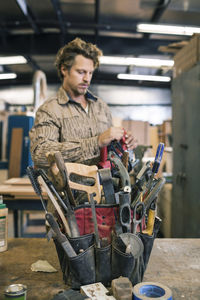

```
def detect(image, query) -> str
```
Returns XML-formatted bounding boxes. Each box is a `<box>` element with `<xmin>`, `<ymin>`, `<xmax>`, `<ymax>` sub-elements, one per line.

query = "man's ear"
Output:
<box><xmin>61</xmin><ymin>65</ymin><xmax>68</xmax><ymax>77</ymax></box>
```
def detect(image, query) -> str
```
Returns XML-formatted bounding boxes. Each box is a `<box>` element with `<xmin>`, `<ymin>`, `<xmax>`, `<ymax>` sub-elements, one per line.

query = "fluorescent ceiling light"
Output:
<box><xmin>0</xmin><ymin>73</ymin><xmax>17</xmax><ymax>80</ymax></box>
<box><xmin>137</xmin><ymin>23</ymin><xmax>200</xmax><ymax>36</ymax></box>
<box><xmin>0</xmin><ymin>56</ymin><xmax>27</xmax><ymax>65</ymax></box>
<box><xmin>100</xmin><ymin>56</ymin><xmax>174</xmax><ymax>68</ymax></box>
<box><xmin>117</xmin><ymin>73</ymin><xmax>171</xmax><ymax>82</ymax></box>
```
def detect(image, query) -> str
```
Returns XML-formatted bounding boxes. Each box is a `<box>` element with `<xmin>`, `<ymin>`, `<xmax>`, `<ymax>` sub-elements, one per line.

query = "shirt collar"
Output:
<box><xmin>57</xmin><ymin>86</ymin><xmax>97</xmax><ymax>105</ymax></box>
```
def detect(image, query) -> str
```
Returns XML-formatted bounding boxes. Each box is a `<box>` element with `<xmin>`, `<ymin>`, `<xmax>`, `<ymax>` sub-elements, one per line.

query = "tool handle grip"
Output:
<box><xmin>54</xmin><ymin>152</ymin><xmax>77</xmax><ymax>207</ymax></box>
<box><xmin>46</xmin><ymin>212</ymin><xmax>66</xmax><ymax>243</ymax></box>
<box><xmin>152</xmin><ymin>161</ymin><xmax>160</xmax><ymax>174</ymax></box>
<box><xmin>100</xmin><ymin>146</ymin><xmax>108</xmax><ymax>162</ymax></box>
<box><xmin>46</xmin><ymin>213</ymin><xmax>76</xmax><ymax>257</ymax></box>
<box><xmin>99</xmin><ymin>147</ymin><xmax>111</xmax><ymax>169</ymax></box>
<box><xmin>142</xmin><ymin>207</ymin><xmax>156</xmax><ymax>236</ymax></box>
<box><xmin>152</xmin><ymin>143</ymin><xmax>164</xmax><ymax>174</ymax></box>
<box><xmin>120</xmin><ymin>129</ymin><xmax>128</xmax><ymax>151</ymax></box>
<box><xmin>61</xmin><ymin>240</ymin><xmax>77</xmax><ymax>257</ymax></box>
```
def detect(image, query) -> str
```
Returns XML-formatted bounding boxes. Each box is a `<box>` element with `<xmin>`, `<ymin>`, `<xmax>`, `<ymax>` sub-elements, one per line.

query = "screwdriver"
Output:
<box><xmin>146</xmin><ymin>142</ymin><xmax>165</xmax><ymax>191</ymax></box>
<box><xmin>151</xmin><ymin>142</ymin><xmax>165</xmax><ymax>177</ymax></box>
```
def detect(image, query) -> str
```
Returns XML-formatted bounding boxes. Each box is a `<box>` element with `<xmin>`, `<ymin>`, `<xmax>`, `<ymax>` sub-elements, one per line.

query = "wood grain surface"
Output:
<box><xmin>144</xmin><ymin>238</ymin><xmax>200</xmax><ymax>299</ymax></box>
<box><xmin>0</xmin><ymin>238</ymin><xmax>65</xmax><ymax>300</ymax></box>
<box><xmin>0</xmin><ymin>238</ymin><xmax>200</xmax><ymax>299</ymax></box>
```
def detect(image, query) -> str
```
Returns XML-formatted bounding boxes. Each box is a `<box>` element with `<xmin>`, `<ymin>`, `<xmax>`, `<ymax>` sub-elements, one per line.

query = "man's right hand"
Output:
<box><xmin>98</xmin><ymin>127</ymin><xmax>124</xmax><ymax>148</ymax></box>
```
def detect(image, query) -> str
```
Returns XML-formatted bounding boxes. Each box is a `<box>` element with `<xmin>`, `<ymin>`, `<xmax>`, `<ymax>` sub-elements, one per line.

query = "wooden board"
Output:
<box><xmin>0</xmin><ymin>184</ymin><xmax>47</xmax><ymax>199</ymax></box>
<box><xmin>3</xmin><ymin>177</ymin><xmax>31</xmax><ymax>185</ymax></box>
<box><xmin>8</xmin><ymin>128</ymin><xmax>23</xmax><ymax>178</ymax></box>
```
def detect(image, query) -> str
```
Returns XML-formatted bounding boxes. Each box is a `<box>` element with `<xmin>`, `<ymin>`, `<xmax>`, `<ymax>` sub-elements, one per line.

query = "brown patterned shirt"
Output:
<box><xmin>29</xmin><ymin>86</ymin><xmax>112</xmax><ymax>168</ymax></box>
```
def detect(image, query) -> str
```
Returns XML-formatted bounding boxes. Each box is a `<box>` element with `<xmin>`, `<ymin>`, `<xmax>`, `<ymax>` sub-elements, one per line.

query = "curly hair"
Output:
<box><xmin>55</xmin><ymin>38</ymin><xmax>103</xmax><ymax>80</ymax></box>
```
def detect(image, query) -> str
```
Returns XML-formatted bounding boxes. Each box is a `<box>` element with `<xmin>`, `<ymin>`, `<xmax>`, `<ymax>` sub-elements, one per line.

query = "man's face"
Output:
<box><xmin>61</xmin><ymin>54</ymin><xmax>95</xmax><ymax>96</ymax></box>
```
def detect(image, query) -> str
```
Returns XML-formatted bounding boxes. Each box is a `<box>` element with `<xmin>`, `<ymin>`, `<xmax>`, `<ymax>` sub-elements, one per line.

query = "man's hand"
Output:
<box><xmin>98</xmin><ymin>127</ymin><xmax>124</xmax><ymax>148</ymax></box>
<box><xmin>124</xmin><ymin>131</ymin><xmax>138</xmax><ymax>150</ymax></box>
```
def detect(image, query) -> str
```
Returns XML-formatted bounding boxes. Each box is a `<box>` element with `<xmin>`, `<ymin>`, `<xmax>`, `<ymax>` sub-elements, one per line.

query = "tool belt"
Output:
<box><xmin>26</xmin><ymin>146</ymin><xmax>165</xmax><ymax>290</ymax></box>
<box><xmin>53</xmin><ymin>204</ymin><xmax>161</xmax><ymax>289</ymax></box>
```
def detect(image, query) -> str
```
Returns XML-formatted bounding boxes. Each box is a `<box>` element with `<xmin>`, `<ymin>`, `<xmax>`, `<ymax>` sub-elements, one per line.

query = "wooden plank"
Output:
<box><xmin>3</xmin><ymin>177</ymin><xmax>31</xmax><ymax>185</ymax></box>
<box><xmin>8</xmin><ymin>128</ymin><xmax>23</xmax><ymax>178</ymax></box>
<box><xmin>0</xmin><ymin>184</ymin><xmax>47</xmax><ymax>198</ymax></box>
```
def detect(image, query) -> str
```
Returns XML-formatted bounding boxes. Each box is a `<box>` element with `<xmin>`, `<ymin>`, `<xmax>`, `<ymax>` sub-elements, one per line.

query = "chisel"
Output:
<box><xmin>45</xmin><ymin>212</ymin><xmax>77</xmax><ymax>258</ymax></box>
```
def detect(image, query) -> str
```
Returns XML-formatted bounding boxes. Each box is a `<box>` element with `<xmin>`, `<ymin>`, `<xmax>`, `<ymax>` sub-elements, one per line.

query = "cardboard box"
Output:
<box><xmin>112</xmin><ymin>117</ymin><xmax>123</xmax><ymax>127</ymax></box>
<box><xmin>173</xmin><ymin>34</ymin><xmax>200</xmax><ymax>78</ymax></box>
<box><xmin>157</xmin><ymin>183</ymin><xmax>172</xmax><ymax>238</ymax></box>
<box><xmin>149</xmin><ymin>125</ymin><xmax>159</xmax><ymax>157</ymax></box>
<box><xmin>122</xmin><ymin>120</ymin><xmax>150</xmax><ymax>146</ymax></box>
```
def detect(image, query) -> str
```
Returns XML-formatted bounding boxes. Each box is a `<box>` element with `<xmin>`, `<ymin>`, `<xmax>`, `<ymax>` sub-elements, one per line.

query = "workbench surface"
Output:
<box><xmin>0</xmin><ymin>238</ymin><xmax>199</xmax><ymax>299</ymax></box>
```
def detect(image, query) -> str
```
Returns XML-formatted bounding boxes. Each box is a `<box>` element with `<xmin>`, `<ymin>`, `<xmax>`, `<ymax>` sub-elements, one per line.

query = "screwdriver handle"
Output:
<box><xmin>152</xmin><ymin>143</ymin><xmax>164</xmax><ymax>174</ymax></box>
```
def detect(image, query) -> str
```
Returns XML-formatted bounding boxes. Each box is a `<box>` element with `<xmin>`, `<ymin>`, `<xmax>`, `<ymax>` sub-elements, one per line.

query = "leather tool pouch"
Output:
<box><xmin>53</xmin><ymin>205</ymin><xmax>161</xmax><ymax>289</ymax></box>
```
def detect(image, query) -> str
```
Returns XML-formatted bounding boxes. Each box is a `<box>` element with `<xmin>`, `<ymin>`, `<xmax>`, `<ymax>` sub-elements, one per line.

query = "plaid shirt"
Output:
<box><xmin>29</xmin><ymin>86</ymin><xmax>112</xmax><ymax>168</ymax></box>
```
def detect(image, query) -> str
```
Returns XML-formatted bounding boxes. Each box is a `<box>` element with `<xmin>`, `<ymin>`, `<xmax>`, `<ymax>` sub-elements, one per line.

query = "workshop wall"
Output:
<box><xmin>0</xmin><ymin>83</ymin><xmax>171</xmax><ymax>125</ymax></box>
<box><xmin>92</xmin><ymin>84</ymin><xmax>172</xmax><ymax>125</ymax></box>
<box><xmin>0</xmin><ymin>83</ymin><xmax>172</xmax><ymax>167</ymax></box>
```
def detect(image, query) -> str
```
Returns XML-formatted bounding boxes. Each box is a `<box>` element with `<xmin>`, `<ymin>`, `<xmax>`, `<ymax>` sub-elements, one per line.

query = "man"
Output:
<box><xmin>29</xmin><ymin>38</ymin><xmax>136</xmax><ymax>168</ymax></box>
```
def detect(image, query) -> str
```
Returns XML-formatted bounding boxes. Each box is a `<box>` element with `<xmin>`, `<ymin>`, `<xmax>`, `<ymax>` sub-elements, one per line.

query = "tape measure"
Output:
<box><xmin>133</xmin><ymin>282</ymin><xmax>172</xmax><ymax>300</ymax></box>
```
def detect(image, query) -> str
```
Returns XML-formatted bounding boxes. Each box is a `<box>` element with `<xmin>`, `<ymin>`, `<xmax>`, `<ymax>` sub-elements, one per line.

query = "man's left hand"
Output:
<box><xmin>124</xmin><ymin>131</ymin><xmax>138</xmax><ymax>150</ymax></box>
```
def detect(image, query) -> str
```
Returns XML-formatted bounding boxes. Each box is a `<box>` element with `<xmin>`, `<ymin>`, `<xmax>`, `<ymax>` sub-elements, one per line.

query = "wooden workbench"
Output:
<box><xmin>0</xmin><ymin>178</ymin><xmax>48</xmax><ymax>237</ymax></box>
<box><xmin>0</xmin><ymin>238</ymin><xmax>200</xmax><ymax>299</ymax></box>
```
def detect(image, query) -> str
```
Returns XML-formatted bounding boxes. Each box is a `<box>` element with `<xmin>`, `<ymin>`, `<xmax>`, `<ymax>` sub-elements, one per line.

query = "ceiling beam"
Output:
<box><xmin>51</xmin><ymin>0</ymin><xmax>66</xmax><ymax>44</ymax></box>
<box><xmin>3</xmin><ymin>19</ymin><xmax>138</xmax><ymax>34</ymax></box>
<box><xmin>94</xmin><ymin>0</ymin><xmax>100</xmax><ymax>42</ymax></box>
<box><xmin>143</xmin><ymin>0</ymin><xmax>171</xmax><ymax>39</ymax></box>
<box><xmin>15</xmin><ymin>0</ymin><xmax>41</xmax><ymax>34</ymax></box>
<box><xmin>0</xmin><ymin>33</ymin><xmax>175</xmax><ymax>56</ymax></box>
<box><xmin>151</xmin><ymin>0</ymin><xmax>171</xmax><ymax>23</ymax></box>
<box><xmin>24</xmin><ymin>55</ymin><xmax>41</xmax><ymax>71</ymax></box>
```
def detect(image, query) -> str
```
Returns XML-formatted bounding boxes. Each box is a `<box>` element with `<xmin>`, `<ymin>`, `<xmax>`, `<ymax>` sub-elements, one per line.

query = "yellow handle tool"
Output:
<box><xmin>142</xmin><ymin>201</ymin><xmax>156</xmax><ymax>236</ymax></box>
